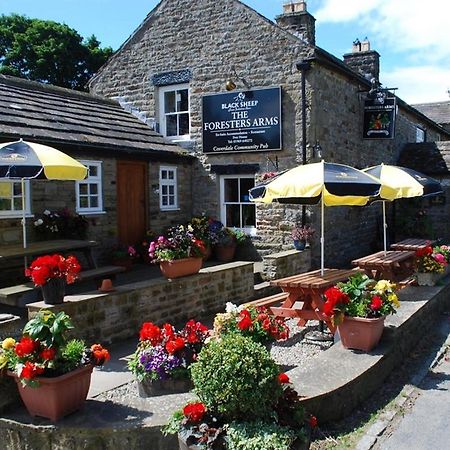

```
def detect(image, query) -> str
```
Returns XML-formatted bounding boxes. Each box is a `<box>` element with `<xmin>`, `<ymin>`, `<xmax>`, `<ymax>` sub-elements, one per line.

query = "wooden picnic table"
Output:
<box><xmin>0</xmin><ymin>239</ymin><xmax>98</xmax><ymax>269</ymax></box>
<box><xmin>269</xmin><ymin>268</ymin><xmax>362</xmax><ymax>334</ymax></box>
<box><xmin>351</xmin><ymin>250</ymin><xmax>415</xmax><ymax>281</ymax></box>
<box><xmin>391</xmin><ymin>238</ymin><xmax>436</xmax><ymax>252</ymax></box>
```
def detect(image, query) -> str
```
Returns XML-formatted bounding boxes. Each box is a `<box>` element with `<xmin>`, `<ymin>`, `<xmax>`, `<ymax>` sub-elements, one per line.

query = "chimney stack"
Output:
<box><xmin>343</xmin><ymin>38</ymin><xmax>380</xmax><ymax>82</ymax></box>
<box><xmin>276</xmin><ymin>1</ymin><xmax>316</xmax><ymax>45</ymax></box>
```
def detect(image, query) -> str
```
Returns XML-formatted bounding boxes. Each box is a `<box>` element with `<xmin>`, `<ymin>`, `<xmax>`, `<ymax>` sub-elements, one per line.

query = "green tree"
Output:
<box><xmin>0</xmin><ymin>14</ymin><xmax>113</xmax><ymax>90</ymax></box>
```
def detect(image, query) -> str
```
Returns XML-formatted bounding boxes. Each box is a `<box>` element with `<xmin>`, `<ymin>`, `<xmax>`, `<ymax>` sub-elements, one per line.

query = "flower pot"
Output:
<box><xmin>202</xmin><ymin>245</ymin><xmax>213</xmax><ymax>261</ymax></box>
<box><xmin>214</xmin><ymin>243</ymin><xmax>237</xmax><ymax>262</ymax></box>
<box><xmin>416</xmin><ymin>272</ymin><xmax>441</xmax><ymax>286</ymax></box>
<box><xmin>137</xmin><ymin>377</ymin><xmax>193</xmax><ymax>397</ymax></box>
<box><xmin>41</xmin><ymin>277</ymin><xmax>66</xmax><ymax>305</ymax></box>
<box><xmin>338</xmin><ymin>316</ymin><xmax>385</xmax><ymax>352</ymax></box>
<box><xmin>293</xmin><ymin>239</ymin><xmax>306</xmax><ymax>251</ymax></box>
<box><xmin>159</xmin><ymin>257</ymin><xmax>203</xmax><ymax>279</ymax></box>
<box><xmin>9</xmin><ymin>364</ymin><xmax>93</xmax><ymax>421</ymax></box>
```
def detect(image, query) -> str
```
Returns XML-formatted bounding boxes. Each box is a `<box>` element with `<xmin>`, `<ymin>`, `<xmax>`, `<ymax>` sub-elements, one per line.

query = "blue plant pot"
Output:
<box><xmin>293</xmin><ymin>240</ymin><xmax>306</xmax><ymax>251</ymax></box>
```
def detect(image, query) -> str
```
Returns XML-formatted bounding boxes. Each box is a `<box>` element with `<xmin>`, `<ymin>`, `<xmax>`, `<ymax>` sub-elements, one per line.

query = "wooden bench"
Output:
<box><xmin>0</xmin><ymin>265</ymin><xmax>125</xmax><ymax>307</ymax></box>
<box><xmin>245</xmin><ymin>292</ymin><xmax>289</xmax><ymax>309</ymax></box>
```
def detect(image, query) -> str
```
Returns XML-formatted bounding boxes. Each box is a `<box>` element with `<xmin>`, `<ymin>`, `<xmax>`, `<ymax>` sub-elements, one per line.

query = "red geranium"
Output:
<box><xmin>183</xmin><ymin>402</ymin><xmax>206</xmax><ymax>422</ymax></box>
<box><xmin>15</xmin><ymin>336</ymin><xmax>39</xmax><ymax>357</ymax></box>
<box><xmin>20</xmin><ymin>361</ymin><xmax>45</xmax><ymax>380</ymax></box>
<box><xmin>238</xmin><ymin>314</ymin><xmax>253</xmax><ymax>331</ymax></box>
<box><xmin>416</xmin><ymin>246</ymin><xmax>433</xmax><ymax>257</ymax></box>
<box><xmin>370</xmin><ymin>295</ymin><xmax>383</xmax><ymax>311</ymax></box>
<box><xmin>40</xmin><ymin>347</ymin><xmax>56</xmax><ymax>361</ymax></box>
<box><xmin>139</xmin><ymin>322</ymin><xmax>162</xmax><ymax>345</ymax></box>
<box><xmin>26</xmin><ymin>254</ymin><xmax>81</xmax><ymax>286</ymax></box>
<box><xmin>278</xmin><ymin>373</ymin><xmax>290</xmax><ymax>384</ymax></box>
<box><xmin>309</xmin><ymin>415</ymin><xmax>318</xmax><ymax>428</ymax></box>
<box><xmin>91</xmin><ymin>344</ymin><xmax>110</xmax><ymax>365</ymax></box>
<box><xmin>166</xmin><ymin>337</ymin><xmax>186</xmax><ymax>354</ymax></box>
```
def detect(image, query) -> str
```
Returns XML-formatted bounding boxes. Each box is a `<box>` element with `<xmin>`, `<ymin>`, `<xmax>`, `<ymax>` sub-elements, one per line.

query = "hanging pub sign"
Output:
<box><xmin>363</xmin><ymin>94</ymin><xmax>396</xmax><ymax>139</ymax></box>
<box><xmin>202</xmin><ymin>87</ymin><xmax>282</xmax><ymax>153</ymax></box>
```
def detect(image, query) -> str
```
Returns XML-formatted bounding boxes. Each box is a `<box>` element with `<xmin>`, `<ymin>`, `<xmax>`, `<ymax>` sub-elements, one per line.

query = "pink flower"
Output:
<box><xmin>433</xmin><ymin>253</ymin><xmax>447</xmax><ymax>265</ymax></box>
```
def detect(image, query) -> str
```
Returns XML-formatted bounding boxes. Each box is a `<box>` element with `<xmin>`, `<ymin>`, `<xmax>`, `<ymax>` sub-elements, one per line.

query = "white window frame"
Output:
<box><xmin>416</xmin><ymin>126</ymin><xmax>425</xmax><ymax>143</ymax></box>
<box><xmin>76</xmin><ymin>160</ymin><xmax>104</xmax><ymax>214</ymax></box>
<box><xmin>0</xmin><ymin>180</ymin><xmax>31</xmax><ymax>218</ymax></box>
<box><xmin>219</xmin><ymin>175</ymin><xmax>256</xmax><ymax>235</ymax></box>
<box><xmin>159</xmin><ymin>166</ymin><xmax>178</xmax><ymax>210</ymax></box>
<box><xmin>158</xmin><ymin>83</ymin><xmax>190</xmax><ymax>141</ymax></box>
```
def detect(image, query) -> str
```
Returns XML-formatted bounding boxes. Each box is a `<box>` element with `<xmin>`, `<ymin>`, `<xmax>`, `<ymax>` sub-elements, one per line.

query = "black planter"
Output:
<box><xmin>41</xmin><ymin>278</ymin><xmax>66</xmax><ymax>305</ymax></box>
<box><xmin>137</xmin><ymin>377</ymin><xmax>193</xmax><ymax>397</ymax></box>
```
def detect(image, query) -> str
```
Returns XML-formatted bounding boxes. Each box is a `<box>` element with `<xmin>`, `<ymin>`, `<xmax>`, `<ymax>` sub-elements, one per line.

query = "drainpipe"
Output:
<box><xmin>296</xmin><ymin>60</ymin><xmax>312</xmax><ymax>225</ymax></box>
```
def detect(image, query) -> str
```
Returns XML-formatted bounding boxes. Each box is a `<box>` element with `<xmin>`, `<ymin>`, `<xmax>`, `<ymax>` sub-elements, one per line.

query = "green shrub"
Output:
<box><xmin>190</xmin><ymin>334</ymin><xmax>281</xmax><ymax>421</ymax></box>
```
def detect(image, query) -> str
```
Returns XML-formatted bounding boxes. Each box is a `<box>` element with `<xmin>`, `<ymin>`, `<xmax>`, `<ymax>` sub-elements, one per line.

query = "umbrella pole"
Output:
<box><xmin>21</xmin><ymin>178</ymin><xmax>28</xmax><ymax>271</ymax></box>
<box><xmin>321</xmin><ymin>197</ymin><xmax>324</xmax><ymax>276</ymax></box>
<box><xmin>383</xmin><ymin>201</ymin><xmax>387</xmax><ymax>256</ymax></box>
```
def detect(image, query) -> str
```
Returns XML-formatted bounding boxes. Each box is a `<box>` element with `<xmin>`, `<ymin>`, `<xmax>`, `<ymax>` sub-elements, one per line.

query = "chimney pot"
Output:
<box><xmin>277</xmin><ymin>2</ymin><xmax>316</xmax><ymax>45</ymax></box>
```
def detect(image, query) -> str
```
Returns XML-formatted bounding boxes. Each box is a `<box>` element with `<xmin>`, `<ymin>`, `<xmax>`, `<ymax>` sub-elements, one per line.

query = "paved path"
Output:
<box><xmin>379</xmin><ymin>334</ymin><xmax>450</xmax><ymax>449</ymax></box>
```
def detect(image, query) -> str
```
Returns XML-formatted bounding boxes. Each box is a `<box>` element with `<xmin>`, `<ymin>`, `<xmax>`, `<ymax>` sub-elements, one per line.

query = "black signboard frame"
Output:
<box><xmin>202</xmin><ymin>87</ymin><xmax>282</xmax><ymax>154</ymax></box>
<box><xmin>363</xmin><ymin>95</ymin><xmax>397</xmax><ymax>140</ymax></box>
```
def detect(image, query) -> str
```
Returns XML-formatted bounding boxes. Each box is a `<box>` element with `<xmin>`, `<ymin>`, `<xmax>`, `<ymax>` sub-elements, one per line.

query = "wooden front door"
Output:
<box><xmin>117</xmin><ymin>161</ymin><xmax>147</xmax><ymax>245</ymax></box>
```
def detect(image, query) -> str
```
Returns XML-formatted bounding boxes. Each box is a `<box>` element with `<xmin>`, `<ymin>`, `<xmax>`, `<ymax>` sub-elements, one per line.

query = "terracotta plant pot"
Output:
<box><xmin>214</xmin><ymin>243</ymin><xmax>237</xmax><ymax>262</ymax></box>
<box><xmin>9</xmin><ymin>364</ymin><xmax>93</xmax><ymax>421</ymax></box>
<box><xmin>41</xmin><ymin>277</ymin><xmax>65</xmax><ymax>305</ymax></box>
<box><xmin>159</xmin><ymin>257</ymin><xmax>203</xmax><ymax>279</ymax></box>
<box><xmin>137</xmin><ymin>377</ymin><xmax>193</xmax><ymax>397</ymax></box>
<box><xmin>338</xmin><ymin>316</ymin><xmax>385</xmax><ymax>352</ymax></box>
<box><xmin>202</xmin><ymin>245</ymin><xmax>213</xmax><ymax>261</ymax></box>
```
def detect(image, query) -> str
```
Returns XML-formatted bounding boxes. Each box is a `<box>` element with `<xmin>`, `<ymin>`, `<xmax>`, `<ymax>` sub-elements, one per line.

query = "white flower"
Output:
<box><xmin>34</xmin><ymin>219</ymin><xmax>43</xmax><ymax>226</ymax></box>
<box><xmin>225</xmin><ymin>302</ymin><xmax>244</xmax><ymax>313</ymax></box>
<box><xmin>43</xmin><ymin>209</ymin><xmax>51</xmax><ymax>215</ymax></box>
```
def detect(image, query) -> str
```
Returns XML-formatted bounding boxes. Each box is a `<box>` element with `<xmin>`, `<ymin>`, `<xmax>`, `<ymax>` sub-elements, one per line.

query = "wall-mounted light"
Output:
<box><xmin>225</xmin><ymin>67</ymin><xmax>249</xmax><ymax>91</ymax></box>
<box><xmin>313</xmin><ymin>140</ymin><xmax>323</xmax><ymax>160</ymax></box>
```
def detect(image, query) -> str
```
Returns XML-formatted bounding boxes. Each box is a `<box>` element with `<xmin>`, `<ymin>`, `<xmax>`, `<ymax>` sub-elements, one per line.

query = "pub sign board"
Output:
<box><xmin>202</xmin><ymin>87</ymin><xmax>282</xmax><ymax>154</ymax></box>
<box><xmin>363</xmin><ymin>96</ymin><xmax>396</xmax><ymax>139</ymax></box>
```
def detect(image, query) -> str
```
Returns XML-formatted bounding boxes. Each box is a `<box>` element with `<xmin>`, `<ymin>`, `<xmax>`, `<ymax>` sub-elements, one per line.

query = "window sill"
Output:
<box><xmin>0</xmin><ymin>213</ymin><xmax>34</xmax><ymax>220</ymax></box>
<box><xmin>76</xmin><ymin>210</ymin><xmax>106</xmax><ymax>216</ymax></box>
<box><xmin>160</xmin><ymin>207</ymin><xmax>180</xmax><ymax>212</ymax></box>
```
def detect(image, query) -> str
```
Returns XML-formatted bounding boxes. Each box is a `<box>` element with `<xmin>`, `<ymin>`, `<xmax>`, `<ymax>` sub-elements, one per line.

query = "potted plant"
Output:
<box><xmin>323</xmin><ymin>273</ymin><xmax>400</xmax><ymax>351</ymax></box>
<box><xmin>213</xmin><ymin>302</ymin><xmax>290</xmax><ymax>347</ymax></box>
<box><xmin>163</xmin><ymin>333</ymin><xmax>314</xmax><ymax>449</ymax></box>
<box><xmin>291</xmin><ymin>225</ymin><xmax>315</xmax><ymax>251</ymax></box>
<box><xmin>26</xmin><ymin>254</ymin><xmax>81</xmax><ymax>304</ymax></box>
<box><xmin>33</xmin><ymin>208</ymin><xmax>89</xmax><ymax>240</ymax></box>
<box><xmin>111</xmin><ymin>244</ymin><xmax>138</xmax><ymax>270</ymax></box>
<box><xmin>0</xmin><ymin>309</ymin><xmax>109</xmax><ymax>421</ymax></box>
<box><xmin>128</xmin><ymin>319</ymin><xmax>209</xmax><ymax>397</ymax></box>
<box><xmin>415</xmin><ymin>245</ymin><xmax>447</xmax><ymax>285</ymax></box>
<box><xmin>188</xmin><ymin>215</ymin><xmax>222</xmax><ymax>260</ymax></box>
<box><xmin>148</xmin><ymin>225</ymin><xmax>206</xmax><ymax>278</ymax></box>
<box><xmin>214</xmin><ymin>228</ymin><xmax>247</xmax><ymax>262</ymax></box>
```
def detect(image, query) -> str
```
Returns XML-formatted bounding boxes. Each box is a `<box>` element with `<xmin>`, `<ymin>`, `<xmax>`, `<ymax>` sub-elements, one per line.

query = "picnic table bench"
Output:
<box><xmin>351</xmin><ymin>250</ymin><xmax>416</xmax><ymax>282</ymax></box>
<box><xmin>251</xmin><ymin>268</ymin><xmax>362</xmax><ymax>334</ymax></box>
<box><xmin>391</xmin><ymin>238</ymin><xmax>437</xmax><ymax>252</ymax></box>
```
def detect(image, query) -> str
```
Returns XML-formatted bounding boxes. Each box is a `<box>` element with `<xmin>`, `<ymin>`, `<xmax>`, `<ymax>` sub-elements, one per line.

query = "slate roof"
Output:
<box><xmin>412</xmin><ymin>101</ymin><xmax>450</xmax><ymax>126</ymax></box>
<box><xmin>0</xmin><ymin>75</ymin><xmax>188</xmax><ymax>159</ymax></box>
<box><xmin>398</xmin><ymin>142</ymin><xmax>450</xmax><ymax>175</ymax></box>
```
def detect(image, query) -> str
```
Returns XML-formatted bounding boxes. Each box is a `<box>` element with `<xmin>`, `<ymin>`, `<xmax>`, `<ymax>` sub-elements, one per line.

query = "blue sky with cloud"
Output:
<box><xmin>1</xmin><ymin>0</ymin><xmax>449</xmax><ymax>103</ymax></box>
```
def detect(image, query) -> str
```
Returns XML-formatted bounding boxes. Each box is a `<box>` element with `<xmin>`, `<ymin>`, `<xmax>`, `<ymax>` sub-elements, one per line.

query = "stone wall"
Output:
<box><xmin>89</xmin><ymin>0</ymin><xmax>445</xmax><ymax>267</ymax></box>
<box><xmin>262</xmin><ymin>248</ymin><xmax>311</xmax><ymax>281</ymax></box>
<box><xmin>27</xmin><ymin>262</ymin><xmax>254</xmax><ymax>344</ymax></box>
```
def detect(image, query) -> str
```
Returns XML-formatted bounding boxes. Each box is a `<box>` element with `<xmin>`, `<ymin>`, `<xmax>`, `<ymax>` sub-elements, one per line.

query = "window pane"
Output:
<box><xmin>168</xmin><ymin>185</ymin><xmax>174</xmax><ymax>195</ymax></box>
<box><xmin>89</xmin><ymin>184</ymin><xmax>98</xmax><ymax>195</ymax></box>
<box><xmin>225</xmin><ymin>204</ymin><xmax>240</xmax><ymax>227</ymax></box>
<box><xmin>242</xmin><ymin>204</ymin><xmax>256</xmax><ymax>227</ymax></box>
<box><xmin>0</xmin><ymin>198</ymin><xmax>12</xmax><ymax>210</ymax></box>
<box><xmin>161</xmin><ymin>170</ymin><xmax>167</xmax><ymax>180</ymax></box>
<box><xmin>164</xmin><ymin>91</ymin><xmax>176</xmax><ymax>113</ymax></box>
<box><xmin>169</xmin><ymin>195</ymin><xmax>175</xmax><ymax>205</ymax></box>
<box><xmin>178</xmin><ymin>89</ymin><xmax>188</xmax><ymax>112</ymax></box>
<box><xmin>166</xmin><ymin>115</ymin><xmax>177</xmax><ymax>136</ymax></box>
<box><xmin>91</xmin><ymin>196</ymin><xmax>98</xmax><ymax>208</ymax></box>
<box><xmin>240</xmin><ymin>178</ymin><xmax>254</xmax><ymax>202</ymax></box>
<box><xmin>80</xmin><ymin>197</ymin><xmax>88</xmax><ymax>208</ymax></box>
<box><xmin>162</xmin><ymin>185</ymin><xmax>168</xmax><ymax>195</ymax></box>
<box><xmin>79</xmin><ymin>184</ymin><xmax>88</xmax><ymax>195</ymax></box>
<box><xmin>13</xmin><ymin>183</ymin><xmax>22</xmax><ymax>196</ymax></box>
<box><xmin>178</xmin><ymin>113</ymin><xmax>189</xmax><ymax>136</ymax></box>
<box><xmin>13</xmin><ymin>198</ymin><xmax>22</xmax><ymax>210</ymax></box>
<box><xmin>89</xmin><ymin>165</ymin><xmax>98</xmax><ymax>177</ymax></box>
<box><xmin>162</xmin><ymin>197</ymin><xmax>168</xmax><ymax>206</ymax></box>
<box><xmin>168</xmin><ymin>170</ymin><xmax>174</xmax><ymax>180</ymax></box>
<box><xmin>224</xmin><ymin>179</ymin><xmax>239</xmax><ymax>202</ymax></box>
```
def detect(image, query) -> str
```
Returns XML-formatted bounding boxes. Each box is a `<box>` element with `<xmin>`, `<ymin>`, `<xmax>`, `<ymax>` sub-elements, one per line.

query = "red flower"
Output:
<box><xmin>416</xmin><ymin>246</ymin><xmax>433</xmax><ymax>257</ymax></box>
<box><xmin>166</xmin><ymin>337</ymin><xmax>185</xmax><ymax>354</ymax></box>
<box><xmin>162</xmin><ymin>323</ymin><xmax>175</xmax><ymax>340</ymax></box>
<box><xmin>278</xmin><ymin>373</ymin><xmax>290</xmax><ymax>384</ymax></box>
<box><xmin>309</xmin><ymin>415</ymin><xmax>318</xmax><ymax>428</ymax></box>
<box><xmin>183</xmin><ymin>402</ymin><xmax>206</xmax><ymax>422</ymax></box>
<box><xmin>26</xmin><ymin>254</ymin><xmax>81</xmax><ymax>286</ymax></box>
<box><xmin>20</xmin><ymin>361</ymin><xmax>45</xmax><ymax>380</ymax></box>
<box><xmin>15</xmin><ymin>337</ymin><xmax>38</xmax><ymax>357</ymax></box>
<box><xmin>91</xmin><ymin>344</ymin><xmax>110</xmax><ymax>365</ymax></box>
<box><xmin>40</xmin><ymin>347</ymin><xmax>56</xmax><ymax>361</ymax></box>
<box><xmin>262</xmin><ymin>319</ymin><xmax>271</xmax><ymax>331</ymax></box>
<box><xmin>370</xmin><ymin>295</ymin><xmax>383</xmax><ymax>310</ymax></box>
<box><xmin>257</xmin><ymin>313</ymin><xmax>269</xmax><ymax>322</ymax></box>
<box><xmin>139</xmin><ymin>322</ymin><xmax>162</xmax><ymax>345</ymax></box>
<box><xmin>238</xmin><ymin>315</ymin><xmax>253</xmax><ymax>331</ymax></box>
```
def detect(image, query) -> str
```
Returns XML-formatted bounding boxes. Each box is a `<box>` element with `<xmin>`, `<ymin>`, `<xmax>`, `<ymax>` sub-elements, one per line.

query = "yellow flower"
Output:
<box><xmin>374</xmin><ymin>280</ymin><xmax>396</xmax><ymax>293</ymax></box>
<box><xmin>1</xmin><ymin>337</ymin><xmax>15</xmax><ymax>350</ymax></box>
<box><xmin>388</xmin><ymin>294</ymin><xmax>400</xmax><ymax>308</ymax></box>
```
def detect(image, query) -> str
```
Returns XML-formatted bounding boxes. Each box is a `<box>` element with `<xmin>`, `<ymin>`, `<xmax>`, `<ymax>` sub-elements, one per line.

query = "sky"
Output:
<box><xmin>0</xmin><ymin>0</ymin><xmax>449</xmax><ymax>104</ymax></box>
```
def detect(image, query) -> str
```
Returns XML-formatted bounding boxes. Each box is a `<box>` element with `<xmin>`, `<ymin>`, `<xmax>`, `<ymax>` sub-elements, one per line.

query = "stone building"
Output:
<box><xmin>88</xmin><ymin>1</ymin><xmax>450</xmax><ymax>264</ymax></box>
<box><xmin>0</xmin><ymin>75</ymin><xmax>194</xmax><ymax>262</ymax></box>
<box><xmin>413</xmin><ymin>101</ymin><xmax>450</xmax><ymax>132</ymax></box>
